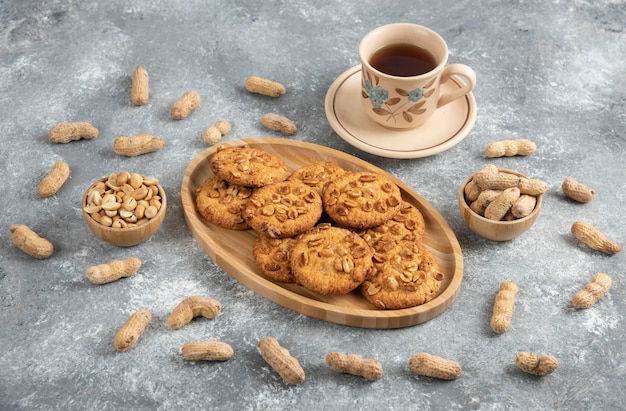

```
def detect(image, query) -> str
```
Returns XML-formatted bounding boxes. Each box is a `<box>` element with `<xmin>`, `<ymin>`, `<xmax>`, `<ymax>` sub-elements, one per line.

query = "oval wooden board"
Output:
<box><xmin>181</xmin><ymin>138</ymin><xmax>464</xmax><ymax>329</ymax></box>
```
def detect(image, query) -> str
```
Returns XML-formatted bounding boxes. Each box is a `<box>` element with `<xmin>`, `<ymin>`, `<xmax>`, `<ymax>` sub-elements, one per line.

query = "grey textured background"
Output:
<box><xmin>1</xmin><ymin>1</ymin><xmax>625</xmax><ymax>410</ymax></box>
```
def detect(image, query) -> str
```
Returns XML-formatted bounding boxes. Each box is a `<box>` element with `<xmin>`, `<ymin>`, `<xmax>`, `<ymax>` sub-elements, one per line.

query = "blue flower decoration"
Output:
<box><xmin>367</xmin><ymin>86</ymin><xmax>388</xmax><ymax>108</ymax></box>
<box><xmin>408</xmin><ymin>88</ymin><xmax>424</xmax><ymax>102</ymax></box>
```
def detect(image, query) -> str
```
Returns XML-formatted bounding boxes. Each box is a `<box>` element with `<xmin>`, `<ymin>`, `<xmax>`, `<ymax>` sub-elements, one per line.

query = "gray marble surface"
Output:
<box><xmin>1</xmin><ymin>1</ymin><xmax>625</xmax><ymax>410</ymax></box>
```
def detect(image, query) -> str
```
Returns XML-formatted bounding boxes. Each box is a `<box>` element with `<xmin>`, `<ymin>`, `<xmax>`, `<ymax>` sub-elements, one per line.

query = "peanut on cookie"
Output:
<box><xmin>290</xmin><ymin>224</ymin><xmax>374</xmax><ymax>295</ymax></box>
<box><xmin>209</xmin><ymin>145</ymin><xmax>288</xmax><ymax>187</ymax></box>
<box><xmin>243</xmin><ymin>181</ymin><xmax>323</xmax><ymax>238</ymax></box>
<box><xmin>360</xmin><ymin>239</ymin><xmax>444</xmax><ymax>309</ymax></box>
<box><xmin>195</xmin><ymin>176</ymin><xmax>253</xmax><ymax>230</ymax></box>
<box><xmin>323</xmin><ymin>171</ymin><xmax>402</xmax><ymax>229</ymax></box>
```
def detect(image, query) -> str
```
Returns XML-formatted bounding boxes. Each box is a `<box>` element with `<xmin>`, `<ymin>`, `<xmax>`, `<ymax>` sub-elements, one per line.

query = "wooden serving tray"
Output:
<box><xmin>181</xmin><ymin>138</ymin><xmax>463</xmax><ymax>329</ymax></box>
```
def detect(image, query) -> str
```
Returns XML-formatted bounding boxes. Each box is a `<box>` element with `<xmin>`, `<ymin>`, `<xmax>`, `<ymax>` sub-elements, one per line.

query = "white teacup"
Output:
<box><xmin>359</xmin><ymin>23</ymin><xmax>476</xmax><ymax>129</ymax></box>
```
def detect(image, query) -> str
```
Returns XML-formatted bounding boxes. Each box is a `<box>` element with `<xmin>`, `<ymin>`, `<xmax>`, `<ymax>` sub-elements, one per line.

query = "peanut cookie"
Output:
<box><xmin>360</xmin><ymin>201</ymin><xmax>426</xmax><ymax>246</ymax></box>
<box><xmin>288</xmin><ymin>162</ymin><xmax>347</xmax><ymax>195</ymax></box>
<box><xmin>290</xmin><ymin>224</ymin><xmax>374</xmax><ymax>296</ymax></box>
<box><xmin>360</xmin><ymin>238</ymin><xmax>444</xmax><ymax>309</ymax></box>
<box><xmin>243</xmin><ymin>180</ymin><xmax>323</xmax><ymax>238</ymax></box>
<box><xmin>323</xmin><ymin>171</ymin><xmax>402</xmax><ymax>229</ymax></box>
<box><xmin>195</xmin><ymin>176</ymin><xmax>253</xmax><ymax>230</ymax></box>
<box><xmin>252</xmin><ymin>235</ymin><xmax>298</xmax><ymax>283</ymax></box>
<box><xmin>209</xmin><ymin>145</ymin><xmax>289</xmax><ymax>187</ymax></box>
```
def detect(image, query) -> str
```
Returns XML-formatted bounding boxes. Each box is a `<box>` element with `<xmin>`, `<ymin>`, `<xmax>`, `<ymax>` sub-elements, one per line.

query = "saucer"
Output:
<box><xmin>324</xmin><ymin>65</ymin><xmax>477</xmax><ymax>159</ymax></box>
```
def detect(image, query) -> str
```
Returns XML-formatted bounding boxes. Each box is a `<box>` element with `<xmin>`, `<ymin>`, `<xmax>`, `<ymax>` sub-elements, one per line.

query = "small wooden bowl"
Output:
<box><xmin>82</xmin><ymin>175</ymin><xmax>166</xmax><ymax>247</ymax></box>
<box><xmin>457</xmin><ymin>169</ymin><xmax>542</xmax><ymax>241</ymax></box>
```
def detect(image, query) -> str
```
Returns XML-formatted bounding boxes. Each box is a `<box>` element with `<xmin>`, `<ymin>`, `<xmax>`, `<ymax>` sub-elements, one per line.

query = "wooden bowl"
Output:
<box><xmin>181</xmin><ymin>138</ymin><xmax>464</xmax><ymax>329</ymax></box>
<box><xmin>457</xmin><ymin>169</ymin><xmax>542</xmax><ymax>241</ymax></box>
<box><xmin>82</xmin><ymin>175</ymin><xmax>166</xmax><ymax>247</ymax></box>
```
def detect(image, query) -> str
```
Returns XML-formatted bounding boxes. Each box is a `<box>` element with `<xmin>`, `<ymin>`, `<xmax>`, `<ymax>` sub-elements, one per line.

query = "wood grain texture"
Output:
<box><xmin>82</xmin><ymin>178</ymin><xmax>167</xmax><ymax>247</ymax></box>
<box><xmin>181</xmin><ymin>138</ymin><xmax>463</xmax><ymax>328</ymax></box>
<box><xmin>457</xmin><ymin>169</ymin><xmax>542</xmax><ymax>242</ymax></box>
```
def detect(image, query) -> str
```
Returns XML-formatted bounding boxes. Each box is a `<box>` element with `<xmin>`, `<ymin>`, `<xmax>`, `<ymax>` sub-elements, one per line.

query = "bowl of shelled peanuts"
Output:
<box><xmin>82</xmin><ymin>172</ymin><xmax>166</xmax><ymax>247</ymax></box>
<box><xmin>458</xmin><ymin>165</ymin><xmax>544</xmax><ymax>241</ymax></box>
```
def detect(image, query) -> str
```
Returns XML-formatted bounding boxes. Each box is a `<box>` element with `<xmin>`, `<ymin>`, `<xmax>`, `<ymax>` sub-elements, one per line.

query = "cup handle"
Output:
<box><xmin>437</xmin><ymin>64</ymin><xmax>476</xmax><ymax>108</ymax></box>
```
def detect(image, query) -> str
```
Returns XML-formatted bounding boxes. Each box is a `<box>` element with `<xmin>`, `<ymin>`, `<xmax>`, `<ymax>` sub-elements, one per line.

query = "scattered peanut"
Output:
<box><xmin>490</xmin><ymin>281</ymin><xmax>518</xmax><ymax>334</ymax></box>
<box><xmin>167</xmin><ymin>296</ymin><xmax>222</xmax><ymax>329</ymax></box>
<box><xmin>245</xmin><ymin>76</ymin><xmax>286</xmax><ymax>97</ymax></box>
<box><xmin>214</xmin><ymin>120</ymin><xmax>232</xmax><ymax>135</ymax></box>
<box><xmin>203</xmin><ymin>120</ymin><xmax>232</xmax><ymax>145</ymax></box>
<box><xmin>571</xmin><ymin>221</ymin><xmax>622</xmax><ymax>255</ymax></box>
<box><xmin>258</xmin><ymin>337</ymin><xmax>305</xmax><ymax>385</ymax></box>
<box><xmin>485</xmin><ymin>139</ymin><xmax>537</xmax><ymax>157</ymax></box>
<box><xmin>572</xmin><ymin>273</ymin><xmax>612</xmax><ymax>309</ymax></box>
<box><xmin>181</xmin><ymin>341</ymin><xmax>234</xmax><ymax>362</ymax></box>
<box><xmin>37</xmin><ymin>159</ymin><xmax>70</xmax><ymax>197</ymax></box>
<box><xmin>170</xmin><ymin>91</ymin><xmax>201</xmax><ymax>120</ymax></box>
<box><xmin>325</xmin><ymin>352</ymin><xmax>383</xmax><ymax>381</ymax></box>
<box><xmin>85</xmin><ymin>257</ymin><xmax>142</xmax><ymax>285</ymax></box>
<box><xmin>515</xmin><ymin>352</ymin><xmax>558</xmax><ymax>376</ymax></box>
<box><xmin>10</xmin><ymin>224</ymin><xmax>54</xmax><ymax>259</ymax></box>
<box><xmin>261</xmin><ymin>113</ymin><xmax>297</xmax><ymax>136</ymax></box>
<box><xmin>484</xmin><ymin>187</ymin><xmax>521</xmax><ymax>221</ymax></box>
<box><xmin>114</xmin><ymin>309</ymin><xmax>152</xmax><ymax>352</ymax></box>
<box><xmin>83</xmin><ymin>172</ymin><xmax>163</xmax><ymax>229</ymax></box>
<box><xmin>130</xmin><ymin>65</ymin><xmax>149</xmax><ymax>106</ymax></box>
<box><xmin>409</xmin><ymin>352</ymin><xmax>461</xmax><ymax>380</ymax></box>
<box><xmin>113</xmin><ymin>134</ymin><xmax>164</xmax><ymax>156</ymax></box>
<box><xmin>48</xmin><ymin>122</ymin><xmax>98</xmax><ymax>143</ymax></box>
<box><xmin>562</xmin><ymin>177</ymin><xmax>594</xmax><ymax>203</ymax></box>
<box><xmin>203</xmin><ymin>126</ymin><xmax>222</xmax><ymax>144</ymax></box>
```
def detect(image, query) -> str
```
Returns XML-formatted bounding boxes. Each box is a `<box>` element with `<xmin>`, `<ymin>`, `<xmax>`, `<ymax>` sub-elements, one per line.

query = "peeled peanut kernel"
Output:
<box><xmin>129</xmin><ymin>173</ymin><xmax>143</xmax><ymax>189</ymax></box>
<box><xmin>144</xmin><ymin>206</ymin><xmax>158</xmax><ymax>219</ymax></box>
<box><xmin>83</xmin><ymin>172</ymin><xmax>162</xmax><ymax>229</ymax></box>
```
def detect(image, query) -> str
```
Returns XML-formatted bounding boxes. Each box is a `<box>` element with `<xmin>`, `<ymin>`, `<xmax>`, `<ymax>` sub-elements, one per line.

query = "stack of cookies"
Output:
<box><xmin>195</xmin><ymin>145</ymin><xmax>445</xmax><ymax>310</ymax></box>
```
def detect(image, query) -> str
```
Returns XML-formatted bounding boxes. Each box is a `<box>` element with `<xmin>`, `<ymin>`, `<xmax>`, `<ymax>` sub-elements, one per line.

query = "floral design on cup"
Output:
<box><xmin>362</xmin><ymin>69</ymin><xmax>437</xmax><ymax>125</ymax></box>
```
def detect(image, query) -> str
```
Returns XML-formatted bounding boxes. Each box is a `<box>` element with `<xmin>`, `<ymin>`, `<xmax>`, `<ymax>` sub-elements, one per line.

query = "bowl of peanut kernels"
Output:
<box><xmin>458</xmin><ymin>166</ymin><xmax>544</xmax><ymax>241</ymax></box>
<box><xmin>82</xmin><ymin>172</ymin><xmax>166</xmax><ymax>247</ymax></box>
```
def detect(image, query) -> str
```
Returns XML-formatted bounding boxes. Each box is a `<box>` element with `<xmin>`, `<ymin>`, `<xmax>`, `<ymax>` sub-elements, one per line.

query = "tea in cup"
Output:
<box><xmin>359</xmin><ymin>23</ymin><xmax>476</xmax><ymax>129</ymax></box>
